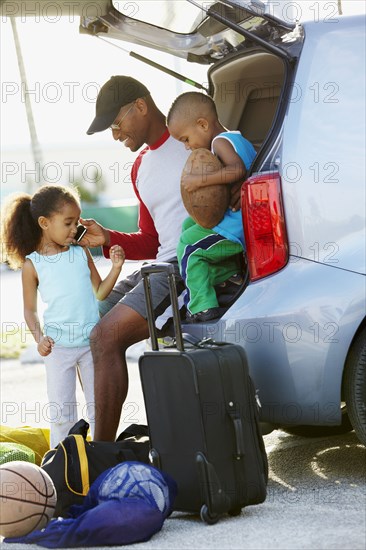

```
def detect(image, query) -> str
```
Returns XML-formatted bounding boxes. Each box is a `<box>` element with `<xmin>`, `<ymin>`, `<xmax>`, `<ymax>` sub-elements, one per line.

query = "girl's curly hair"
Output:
<box><xmin>1</xmin><ymin>185</ymin><xmax>80</xmax><ymax>269</ymax></box>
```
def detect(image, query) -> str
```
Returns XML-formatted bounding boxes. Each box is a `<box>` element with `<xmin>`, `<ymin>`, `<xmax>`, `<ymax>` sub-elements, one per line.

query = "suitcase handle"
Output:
<box><xmin>141</xmin><ymin>262</ymin><xmax>184</xmax><ymax>352</ymax></box>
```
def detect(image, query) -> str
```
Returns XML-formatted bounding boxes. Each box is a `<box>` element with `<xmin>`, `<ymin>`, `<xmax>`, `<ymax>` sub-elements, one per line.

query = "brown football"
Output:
<box><xmin>181</xmin><ymin>148</ymin><xmax>230</xmax><ymax>229</ymax></box>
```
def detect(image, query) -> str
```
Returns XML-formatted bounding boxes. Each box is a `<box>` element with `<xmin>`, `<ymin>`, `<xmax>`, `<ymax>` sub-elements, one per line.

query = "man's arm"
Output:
<box><xmin>105</xmin><ymin>197</ymin><xmax>159</xmax><ymax>260</ymax></box>
<box><xmin>103</xmin><ymin>149</ymin><xmax>159</xmax><ymax>260</ymax></box>
<box><xmin>80</xmin><ymin>200</ymin><xmax>159</xmax><ymax>260</ymax></box>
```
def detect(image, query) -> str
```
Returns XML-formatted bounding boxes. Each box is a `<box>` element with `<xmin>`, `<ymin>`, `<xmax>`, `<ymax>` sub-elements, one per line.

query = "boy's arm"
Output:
<box><xmin>87</xmin><ymin>246</ymin><xmax>124</xmax><ymax>301</ymax></box>
<box><xmin>229</xmin><ymin>180</ymin><xmax>243</xmax><ymax>212</ymax></box>
<box><xmin>182</xmin><ymin>138</ymin><xmax>247</xmax><ymax>192</ymax></box>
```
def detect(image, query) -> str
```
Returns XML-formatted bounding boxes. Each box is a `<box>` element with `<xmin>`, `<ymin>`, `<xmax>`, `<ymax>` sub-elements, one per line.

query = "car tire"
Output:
<box><xmin>280</xmin><ymin>406</ymin><xmax>353</xmax><ymax>438</ymax></box>
<box><xmin>344</xmin><ymin>328</ymin><xmax>366</xmax><ymax>446</ymax></box>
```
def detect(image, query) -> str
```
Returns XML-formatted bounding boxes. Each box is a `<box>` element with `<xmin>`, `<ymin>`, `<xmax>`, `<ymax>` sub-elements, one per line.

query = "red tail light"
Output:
<box><xmin>241</xmin><ymin>172</ymin><xmax>288</xmax><ymax>281</ymax></box>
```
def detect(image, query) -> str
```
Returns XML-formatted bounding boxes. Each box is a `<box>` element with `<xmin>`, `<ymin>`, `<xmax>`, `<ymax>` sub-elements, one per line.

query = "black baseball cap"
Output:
<box><xmin>86</xmin><ymin>76</ymin><xmax>150</xmax><ymax>135</ymax></box>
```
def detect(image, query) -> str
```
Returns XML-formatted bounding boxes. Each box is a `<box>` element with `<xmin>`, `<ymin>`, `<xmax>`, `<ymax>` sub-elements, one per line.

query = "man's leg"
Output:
<box><xmin>98</xmin><ymin>269</ymin><xmax>141</xmax><ymax>317</ymax></box>
<box><xmin>90</xmin><ymin>303</ymin><xmax>149</xmax><ymax>441</ymax></box>
<box><xmin>90</xmin><ymin>260</ymin><xmax>184</xmax><ymax>441</ymax></box>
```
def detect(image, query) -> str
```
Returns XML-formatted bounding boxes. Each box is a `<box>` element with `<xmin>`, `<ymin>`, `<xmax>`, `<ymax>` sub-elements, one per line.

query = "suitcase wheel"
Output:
<box><xmin>200</xmin><ymin>504</ymin><xmax>220</xmax><ymax>525</ymax></box>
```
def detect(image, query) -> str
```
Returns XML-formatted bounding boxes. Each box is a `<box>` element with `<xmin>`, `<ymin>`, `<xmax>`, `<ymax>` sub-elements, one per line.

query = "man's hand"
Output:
<box><xmin>37</xmin><ymin>335</ymin><xmax>54</xmax><ymax>357</ymax></box>
<box><xmin>229</xmin><ymin>180</ymin><xmax>243</xmax><ymax>212</ymax></box>
<box><xmin>78</xmin><ymin>218</ymin><xmax>110</xmax><ymax>248</ymax></box>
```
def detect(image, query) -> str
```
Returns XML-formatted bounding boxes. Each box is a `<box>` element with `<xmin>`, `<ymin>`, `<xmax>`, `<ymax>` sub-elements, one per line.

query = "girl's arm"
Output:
<box><xmin>22</xmin><ymin>259</ymin><xmax>54</xmax><ymax>356</ymax></box>
<box><xmin>87</xmin><ymin>245</ymin><xmax>125</xmax><ymax>301</ymax></box>
<box><xmin>182</xmin><ymin>138</ymin><xmax>247</xmax><ymax>192</ymax></box>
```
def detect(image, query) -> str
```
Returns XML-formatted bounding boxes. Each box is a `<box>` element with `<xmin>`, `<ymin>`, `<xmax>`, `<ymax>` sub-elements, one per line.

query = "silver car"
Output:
<box><xmin>9</xmin><ymin>1</ymin><xmax>363</xmax><ymax>442</ymax></box>
<box><xmin>78</xmin><ymin>1</ymin><xmax>365</xmax><ymax>443</ymax></box>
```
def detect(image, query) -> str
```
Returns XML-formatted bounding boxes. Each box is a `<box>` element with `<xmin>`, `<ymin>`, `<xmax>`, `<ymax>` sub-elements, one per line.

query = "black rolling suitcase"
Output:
<box><xmin>139</xmin><ymin>262</ymin><xmax>268</xmax><ymax>524</ymax></box>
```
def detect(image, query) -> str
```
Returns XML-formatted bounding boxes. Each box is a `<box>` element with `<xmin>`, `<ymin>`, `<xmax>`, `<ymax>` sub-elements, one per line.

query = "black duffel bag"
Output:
<box><xmin>41</xmin><ymin>419</ymin><xmax>150</xmax><ymax>517</ymax></box>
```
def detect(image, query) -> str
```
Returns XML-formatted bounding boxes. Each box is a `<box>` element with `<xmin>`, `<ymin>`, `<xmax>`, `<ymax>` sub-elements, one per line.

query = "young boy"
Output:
<box><xmin>167</xmin><ymin>91</ymin><xmax>257</xmax><ymax>322</ymax></box>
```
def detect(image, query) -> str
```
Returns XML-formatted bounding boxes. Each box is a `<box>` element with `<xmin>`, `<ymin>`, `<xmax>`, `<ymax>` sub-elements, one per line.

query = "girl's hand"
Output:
<box><xmin>37</xmin><ymin>336</ymin><xmax>54</xmax><ymax>357</ymax></box>
<box><xmin>109</xmin><ymin>245</ymin><xmax>125</xmax><ymax>269</ymax></box>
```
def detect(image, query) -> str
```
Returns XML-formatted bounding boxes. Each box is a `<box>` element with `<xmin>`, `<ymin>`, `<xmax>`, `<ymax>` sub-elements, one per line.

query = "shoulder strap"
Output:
<box><xmin>62</xmin><ymin>435</ymin><xmax>90</xmax><ymax>496</ymax></box>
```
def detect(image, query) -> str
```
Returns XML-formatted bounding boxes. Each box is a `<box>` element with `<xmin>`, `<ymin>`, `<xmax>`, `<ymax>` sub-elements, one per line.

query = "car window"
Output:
<box><xmin>112</xmin><ymin>0</ymin><xmax>213</xmax><ymax>33</ymax></box>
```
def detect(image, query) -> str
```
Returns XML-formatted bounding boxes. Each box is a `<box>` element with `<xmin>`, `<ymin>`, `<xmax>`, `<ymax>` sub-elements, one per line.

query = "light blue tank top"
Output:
<box><xmin>211</xmin><ymin>131</ymin><xmax>257</xmax><ymax>247</ymax></box>
<box><xmin>26</xmin><ymin>246</ymin><xmax>100</xmax><ymax>347</ymax></box>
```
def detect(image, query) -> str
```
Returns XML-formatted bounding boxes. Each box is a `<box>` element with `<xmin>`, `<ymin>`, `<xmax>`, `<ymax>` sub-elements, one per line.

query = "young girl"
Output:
<box><xmin>1</xmin><ymin>185</ymin><xmax>124</xmax><ymax>447</ymax></box>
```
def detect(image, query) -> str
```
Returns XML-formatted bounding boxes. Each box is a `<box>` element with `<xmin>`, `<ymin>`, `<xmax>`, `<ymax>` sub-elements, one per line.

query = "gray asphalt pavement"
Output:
<box><xmin>1</xmin><ymin>355</ymin><xmax>365</xmax><ymax>550</ymax></box>
<box><xmin>1</xmin><ymin>262</ymin><xmax>365</xmax><ymax>549</ymax></box>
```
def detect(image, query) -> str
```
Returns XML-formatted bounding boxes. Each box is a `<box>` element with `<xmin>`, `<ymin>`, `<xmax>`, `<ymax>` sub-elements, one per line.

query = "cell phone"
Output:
<box><xmin>75</xmin><ymin>224</ymin><xmax>87</xmax><ymax>242</ymax></box>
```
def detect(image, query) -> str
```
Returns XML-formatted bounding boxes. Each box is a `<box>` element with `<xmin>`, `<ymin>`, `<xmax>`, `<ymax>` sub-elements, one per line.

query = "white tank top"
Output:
<box><xmin>26</xmin><ymin>246</ymin><xmax>100</xmax><ymax>347</ymax></box>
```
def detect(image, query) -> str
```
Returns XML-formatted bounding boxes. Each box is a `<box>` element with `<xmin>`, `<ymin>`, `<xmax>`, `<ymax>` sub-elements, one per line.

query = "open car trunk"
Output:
<box><xmin>75</xmin><ymin>0</ymin><xmax>301</xmax><ymax>311</ymax></box>
<box><xmin>76</xmin><ymin>0</ymin><xmax>302</xmax><ymax>175</ymax></box>
<box><xmin>209</xmin><ymin>50</ymin><xmax>285</xmax><ymax>154</ymax></box>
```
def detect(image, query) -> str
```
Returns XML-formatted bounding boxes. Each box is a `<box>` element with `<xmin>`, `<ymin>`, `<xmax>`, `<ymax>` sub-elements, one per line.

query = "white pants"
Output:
<box><xmin>44</xmin><ymin>345</ymin><xmax>95</xmax><ymax>448</ymax></box>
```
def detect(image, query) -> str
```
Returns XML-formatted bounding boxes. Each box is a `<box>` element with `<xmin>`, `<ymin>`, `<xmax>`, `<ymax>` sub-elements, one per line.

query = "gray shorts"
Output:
<box><xmin>98</xmin><ymin>259</ymin><xmax>185</xmax><ymax>330</ymax></box>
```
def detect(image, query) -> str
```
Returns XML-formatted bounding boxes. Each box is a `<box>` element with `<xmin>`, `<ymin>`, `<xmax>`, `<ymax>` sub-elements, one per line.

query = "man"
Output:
<box><xmin>82</xmin><ymin>75</ymin><xmax>190</xmax><ymax>441</ymax></box>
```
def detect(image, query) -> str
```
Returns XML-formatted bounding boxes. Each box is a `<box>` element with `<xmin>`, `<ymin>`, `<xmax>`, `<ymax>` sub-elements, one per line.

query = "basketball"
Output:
<box><xmin>0</xmin><ymin>461</ymin><xmax>57</xmax><ymax>538</ymax></box>
<box><xmin>181</xmin><ymin>148</ymin><xmax>230</xmax><ymax>229</ymax></box>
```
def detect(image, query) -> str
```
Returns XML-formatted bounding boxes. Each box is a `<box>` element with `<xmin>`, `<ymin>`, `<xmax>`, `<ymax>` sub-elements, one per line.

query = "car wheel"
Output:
<box><xmin>281</xmin><ymin>405</ymin><xmax>353</xmax><ymax>437</ymax></box>
<box><xmin>344</xmin><ymin>328</ymin><xmax>366</xmax><ymax>446</ymax></box>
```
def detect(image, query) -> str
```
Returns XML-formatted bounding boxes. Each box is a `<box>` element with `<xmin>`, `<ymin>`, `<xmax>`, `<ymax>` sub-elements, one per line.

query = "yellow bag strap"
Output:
<box><xmin>60</xmin><ymin>435</ymin><xmax>90</xmax><ymax>496</ymax></box>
